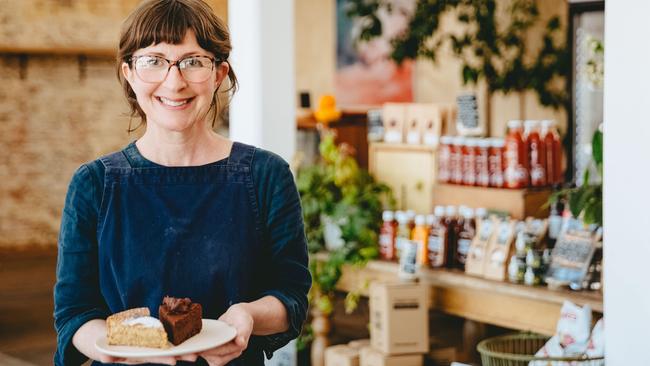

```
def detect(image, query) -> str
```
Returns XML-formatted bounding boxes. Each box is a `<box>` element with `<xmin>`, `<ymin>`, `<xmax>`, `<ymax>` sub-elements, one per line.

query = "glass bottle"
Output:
<box><xmin>412</xmin><ymin>215</ymin><xmax>430</xmax><ymax>267</ymax></box>
<box><xmin>379</xmin><ymin>210</ymin><xmax>397</xmax><ymax>260</ymax></box>
<box><xmin>504</xmin><ymin>120</ymin><xmax>529</xmax><ymax>188</ymax></box>
<box><xmin>395</xmin><ymin>211</ymin><xmax>410</xmax><ymax>261</ymax></box>
<box><xmin>438</xmin><ymin>136</ymin><xmax>453</xmax><ymax>183</ymax></box>
<box><xmin>427</xmin><ymin>206</ymin><xmax>448</xmax><ymax>268</ymax></box>
<box><xmin>488</xmin><ymin>138</ymin><xmax>505</xmax><ymax>188</ymax></box>
<box><xmin>450</xmin><ymin>136</ymin><xmax>465</xmax><ymax>184</ymax></box>
<box><xmin>541</xmin><ymin>119</ymin><xmax>563</xmax><ymax>185</ymax></box>
<box><xmin>475</xmin><ymin>139</ymin><xmax>490</xmax><ymax>187</ymax></box>
<box><xmin>445</xmin><ymin>205</ymin><xmax>459</xmax><ymax>268</ymax></box>
<box><xmin>455</xmin><ymin>207</ymin><xmax>476</xmax><ymax>270</ymax></box>
<box><xmin>525</xmin><ymin>120</ymin><xmax>547</xmax><ymax>187</ymax></box>
<box><xmin>462</xmin><ymin>138</ymin><xmax>478</xmax><ymax>186</ymax></box>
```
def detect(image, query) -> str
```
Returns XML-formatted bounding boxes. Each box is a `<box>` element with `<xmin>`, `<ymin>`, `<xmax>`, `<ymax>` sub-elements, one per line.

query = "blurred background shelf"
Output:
<box><xmin>326</xmin><ymin>257</ymin><xmax>602</xmax><ymax>336</ymax></box>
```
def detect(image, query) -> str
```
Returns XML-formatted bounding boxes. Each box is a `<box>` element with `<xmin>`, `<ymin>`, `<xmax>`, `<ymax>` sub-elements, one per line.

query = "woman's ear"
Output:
<box><xmin>122</xmin><ymin>62</ymin><xmax>134</xmax><ymax>84</ymax></box>
<box><xmin>215</xmin><ymin>61</ymin><xmax>230</xmax><ymax>89</ymax></box>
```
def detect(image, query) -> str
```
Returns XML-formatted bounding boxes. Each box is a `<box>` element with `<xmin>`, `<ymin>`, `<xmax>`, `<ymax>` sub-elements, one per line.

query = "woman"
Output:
<box><xmin>53</xmin><ymin>1</ymin><xmax>311</xmax><ymax>365</ymax></box>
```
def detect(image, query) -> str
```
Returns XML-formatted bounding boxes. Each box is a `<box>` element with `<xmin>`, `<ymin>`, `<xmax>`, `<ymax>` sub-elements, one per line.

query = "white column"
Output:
<box><xmin>603</xmin><ymin>1</ymin><xmax>650</xmax><ymax>364</ymax></box>
<box><xmin>228</xmin><ymin>0</ymin><xmax>296</xmax><ymax>163</ymax></box>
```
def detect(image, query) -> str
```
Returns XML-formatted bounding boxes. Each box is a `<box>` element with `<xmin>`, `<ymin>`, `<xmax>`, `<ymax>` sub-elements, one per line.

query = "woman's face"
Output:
<box><xmin>122</xmin><ymin>29</ymin><xmax>229</xmax><ymax>133</ymax></box>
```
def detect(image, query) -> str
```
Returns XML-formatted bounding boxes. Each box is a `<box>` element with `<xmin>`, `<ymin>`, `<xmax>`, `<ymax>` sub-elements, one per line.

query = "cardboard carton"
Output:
<box><xmin>325</xmin><ymin>344</ymin><xmax>359</xmax><ymax>366</ymax></box>
<box><xmin>405</xmin><ymin>103</ymin><xmax>442</xmax><ymax>146</ymax></box>
<box><xmin>360</xmin><ymin>346</ymin><xmax>423</xmax><ymax>366</ymax></box>
<box><xmin>369</xmin><ymin>281</ymin><xmax>429</xmax><ymax>355</ymax></box>
<box><xmin>382</xmin><ymin>103</ymin><xmax>406</xmax><ymax>143</ymax></box>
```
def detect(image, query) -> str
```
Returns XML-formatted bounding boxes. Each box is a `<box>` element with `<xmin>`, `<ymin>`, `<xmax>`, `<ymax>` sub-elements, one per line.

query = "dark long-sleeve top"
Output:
<box><xmin>54</xmin><ymin>142</ymin><xmax>311</xmax><ymax>365</ymax></box>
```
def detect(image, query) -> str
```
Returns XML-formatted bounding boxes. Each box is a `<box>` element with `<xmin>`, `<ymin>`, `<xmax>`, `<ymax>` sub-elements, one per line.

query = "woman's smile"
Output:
<box><xmin>155</xmin><ymin>96</ymin><xmax>196</xmax><ymax>110</ymax></box>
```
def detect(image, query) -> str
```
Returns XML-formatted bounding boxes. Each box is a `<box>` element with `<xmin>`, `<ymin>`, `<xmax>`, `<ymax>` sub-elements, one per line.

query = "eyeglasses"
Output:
<box><xmin>130</xmin><ymin>55</ymin><xmax>220</xmax><ymax>83</ymax></box>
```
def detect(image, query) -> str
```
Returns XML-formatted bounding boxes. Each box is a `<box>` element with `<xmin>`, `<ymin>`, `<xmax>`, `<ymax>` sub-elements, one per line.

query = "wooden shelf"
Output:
<box><xmin>328</xmin><ymin>257</ymin><xmax>603</xmax><ymax>336</ymax></box>
<box><xmin>432</xmin><ymin>183</ymin><xmax>552</xmax><ymax>219</ymax></box>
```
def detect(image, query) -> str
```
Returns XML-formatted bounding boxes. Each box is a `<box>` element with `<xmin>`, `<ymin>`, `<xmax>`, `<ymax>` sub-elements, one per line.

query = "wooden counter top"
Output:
<box><xmin>329</xmin><ymin>257</ymin><xmax>603</xmax><ymax>335</ymax></box>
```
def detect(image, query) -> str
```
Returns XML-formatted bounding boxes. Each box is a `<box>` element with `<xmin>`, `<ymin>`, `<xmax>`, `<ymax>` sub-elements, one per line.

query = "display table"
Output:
<box><xmin>334</xmin><ymin>259</ymin><xmax>603</xmax><ymax>336</ymax></box>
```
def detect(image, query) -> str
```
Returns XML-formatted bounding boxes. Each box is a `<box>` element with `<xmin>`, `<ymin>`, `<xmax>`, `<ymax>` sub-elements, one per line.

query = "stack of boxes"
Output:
<box><xmin>325</xmin><ymin>281</ymin><xmax>429</xmax><ymax>366</ymax></box>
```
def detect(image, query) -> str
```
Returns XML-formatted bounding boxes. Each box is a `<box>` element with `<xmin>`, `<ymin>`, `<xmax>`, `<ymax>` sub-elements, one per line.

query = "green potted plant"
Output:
<box><xmin>298</xmin><ymin>128</ymin><xmax>394</xmax><ymax>311</ymax></box>
<box><xmin>296</xmin><ymin>128</ymin><xmax>394</xmax><ymax>361</ymax></box>
<box><xmin>549</xmin><ymin>127</ymin><xmax>602</xmax><ymax>226</ymax></box>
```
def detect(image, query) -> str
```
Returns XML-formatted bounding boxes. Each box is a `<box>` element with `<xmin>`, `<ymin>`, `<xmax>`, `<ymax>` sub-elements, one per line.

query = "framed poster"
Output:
<box><xmin>335</xmin><ymin>0</ymin><xmax>414</xmax><ymax>106</ymax></box>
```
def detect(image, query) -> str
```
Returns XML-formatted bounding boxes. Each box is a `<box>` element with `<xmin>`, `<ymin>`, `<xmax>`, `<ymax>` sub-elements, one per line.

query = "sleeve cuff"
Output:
<box><xmin>258</xmin><ymin>290</ymin><xmax>305</xmax><ymax>359</ymax></box>
<box><xmin>54</xmin><ymin>309</ymin><xmax>108</xmax><ymax>366</ymax></box>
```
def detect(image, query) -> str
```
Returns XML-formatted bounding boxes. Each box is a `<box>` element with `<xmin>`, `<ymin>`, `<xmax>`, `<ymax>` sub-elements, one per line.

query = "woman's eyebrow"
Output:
<box><xmin>142</xmin><ymin>51</ymin><xmax>210</xmax><ymax>58</ymax></box>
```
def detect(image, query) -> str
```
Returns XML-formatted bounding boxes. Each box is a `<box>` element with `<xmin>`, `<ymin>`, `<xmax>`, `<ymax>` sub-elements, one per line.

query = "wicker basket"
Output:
<box><xmin>477</xmin><ymin>333</ymin><xmax>604</xmax><ymax>365</ymax></box>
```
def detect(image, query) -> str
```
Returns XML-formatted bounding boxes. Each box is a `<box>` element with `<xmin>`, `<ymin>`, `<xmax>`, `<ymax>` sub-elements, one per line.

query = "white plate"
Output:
<box><xmin>95</xmin><ymin>319</ymin><xmax>237</xmax><ymax>358</ymax></box>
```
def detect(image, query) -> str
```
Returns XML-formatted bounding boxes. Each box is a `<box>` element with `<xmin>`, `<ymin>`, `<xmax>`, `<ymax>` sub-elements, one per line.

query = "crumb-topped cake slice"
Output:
<box><xmin>106</xmin><ymin>307</ymin><xmax>169</xmax><ymax>348</ymax></box>
<box><xmin>159</xmin><ymin>296</ymin><xmax>202</xmax><ymax>345</ymax></box>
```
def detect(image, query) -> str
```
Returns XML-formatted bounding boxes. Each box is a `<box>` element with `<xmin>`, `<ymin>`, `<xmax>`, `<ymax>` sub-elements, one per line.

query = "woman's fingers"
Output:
<box><xmin>200</xmin><ymin>340</ymin><xmax>242</xmax><ymax>357</ymax></box>
<box><xmin>202</xmin><ymin>351</ymin><xmax>242</xmax><ymax>366</ymax></box>
<box><xmin>176</xmin><ymin>353</ymin><xmax>199</xmax><ymax>362</ymax></box>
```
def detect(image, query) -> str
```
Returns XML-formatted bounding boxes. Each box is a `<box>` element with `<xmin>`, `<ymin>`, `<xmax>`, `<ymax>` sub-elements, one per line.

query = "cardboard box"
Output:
<box><xmin>382</xmin><ymin>103</ymin><xmax>406</xmax><ymax>143</ymax></box>
<box><xmin>431</xmin><ymin>184</ymin><xmax>551</xmax><ymax>219</ymax></box>
<box><xmin>360</xmin><ymin>346</ymin><xmax>423</xmax><ymax>366</ymax></box>
<box><xmin>325</xmin><ymin>344</ymin><xmax>359</xmax><ymax>366</ymax></box>
<box><xmin>348</xmin><ymin>339</ymin><xmax>371</xmax><ymax>350</ymax></box>
<box><xmin>369</xmin><ymin>282</ymin><xmax>429</xmax><ymax>355</ymax></box>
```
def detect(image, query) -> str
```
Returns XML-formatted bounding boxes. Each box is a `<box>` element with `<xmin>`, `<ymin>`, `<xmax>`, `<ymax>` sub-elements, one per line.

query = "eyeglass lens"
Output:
<box><xmin>133</xmin><ymin>56</ymin><xmax>215</xmax><ymax>83</ymax></box>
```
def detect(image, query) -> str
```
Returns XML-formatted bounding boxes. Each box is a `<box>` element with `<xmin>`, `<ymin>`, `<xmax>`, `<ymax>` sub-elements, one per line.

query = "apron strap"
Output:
<box><xmin>99</xmin><ymin>151</ymin><xmax>132</xmax><ymax>170</ymax></box>
<box><xmin>227</xmin><ymin>142</ymin><xmax>256</xmax><ymax>167</ymax></box>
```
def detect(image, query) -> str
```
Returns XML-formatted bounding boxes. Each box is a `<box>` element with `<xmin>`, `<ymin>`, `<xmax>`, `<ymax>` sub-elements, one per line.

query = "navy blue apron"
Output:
<box><xmin>97</xmin><ymin>142</ymin><xmax>264</xmax><ymax>365</ymax></box>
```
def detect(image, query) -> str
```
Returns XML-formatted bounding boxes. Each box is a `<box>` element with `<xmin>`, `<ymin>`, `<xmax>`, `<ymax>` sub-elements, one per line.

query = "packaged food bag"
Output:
<box><xmin>530</xmin><ymin>301</ymin><xmax>592</xmax><ymax>365</ymax></box>
<box><xmin>585</xmin><ymin>318</ymin><xmax>604</xmax><ymax>363</ymax></box>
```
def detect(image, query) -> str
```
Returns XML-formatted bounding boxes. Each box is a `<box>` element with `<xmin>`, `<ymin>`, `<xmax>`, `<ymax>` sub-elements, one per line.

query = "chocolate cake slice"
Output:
<box><xmin>159</xmin><ymin>296</ymin><xmax>203</xmax><ymax>345</ymax></box>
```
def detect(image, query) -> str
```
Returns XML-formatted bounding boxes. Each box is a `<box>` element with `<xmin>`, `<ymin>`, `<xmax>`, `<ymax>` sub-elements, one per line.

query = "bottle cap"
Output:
<box><xmin>434</xmin><ymin>205</ymin><xmax>445</xmax><ymax>217</ymax></box>
<box><xmin>540</xmin><ymin>119</ymin><xmax>555</xmax><ymax>128</ymax></box>
<box><xmin>465</xmin><ymin>138</ymin><xmax>477</xmax><ymax>147</ymax></box>
<box><xmin>415</xmin><ymin>215</ymin><xmax>426</xmax><ymax>226</ymax></box>
<box><xmin>490</xmin><ymin>138</ymin><xmax>505</xmax><ymax>148</ymax></box>
<box><xmin>440</xmin><ymin>135</ymin><xmax>454</xmax><ymax>144</ymax></box>
<box><xmin>426</xmin><ymin>214</ymin><xmax>435</xmax><ymax>226</ymax></box>
<box><xmin>382</xmin><ymin>210</ymin><xmax>394</xmax><ymax>222</ymax></box>
<box><xmin>507</xmin><ymin>120</ymin><xmax>523</xmax><ymax>129</ymax></box>
<box><xmin>475</xmin><ymin>207</ymin><xmax>488</xmax><ymax>218</ymax></box>
<box><xmin>406</xmin><ymin>210</ymin><xmax>416</xmax><ymax>221</ymax></box>
<box><xmin>477</xmin><ymin>139</ymin><xmax>491</xmax><ymax>148</ymax></box>
<box><xmin>445</xmin><ymin>205</ymin><xmax>457</xmax><ymax>216</ymax></box>
<box><xmin>524</xmin><ymin>120</ymin><xmax>538</xmax><ymax>130</ymax></box>
<box><xmin>463</xmin><ymin>208</ymin><xmax>475</xmax><ymax>218</ymax></box>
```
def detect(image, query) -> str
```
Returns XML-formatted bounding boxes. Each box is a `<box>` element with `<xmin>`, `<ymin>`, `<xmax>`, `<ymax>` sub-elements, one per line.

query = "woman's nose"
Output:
<box><xmin>161</xmin><ymin>65</ymin><xmax>188</xmax><ymax>91</ymax></box>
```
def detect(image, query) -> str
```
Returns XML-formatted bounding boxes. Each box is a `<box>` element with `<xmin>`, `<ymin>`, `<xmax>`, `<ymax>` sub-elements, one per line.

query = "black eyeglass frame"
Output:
<box><xmin>128</xmin><ymin>55</ymin><xmax>223</xmax><ymax>83</ymax></box>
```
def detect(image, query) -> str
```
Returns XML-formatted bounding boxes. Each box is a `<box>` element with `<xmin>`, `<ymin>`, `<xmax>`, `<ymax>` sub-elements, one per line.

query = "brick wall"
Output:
<box><xmin>0</xmin><ymin>55</ymin><xmax>132</xmax><ymax>247</ymax></box>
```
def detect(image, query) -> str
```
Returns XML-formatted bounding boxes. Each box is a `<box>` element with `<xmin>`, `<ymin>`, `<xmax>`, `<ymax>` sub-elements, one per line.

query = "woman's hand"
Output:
<box><xmin>199</xmin><ymin>303</ymin><xmax>254</xmax><ymax>366</ymax></box>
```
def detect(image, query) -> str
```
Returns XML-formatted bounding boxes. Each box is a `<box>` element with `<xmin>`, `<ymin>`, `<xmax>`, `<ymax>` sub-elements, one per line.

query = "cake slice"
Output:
<box><xmin>106</xmin><ymin>307</ymin><xmax>169</xmax><ymax>348</ymax></box>
<box><xmin>159</xmin><ymin>296</ymin><xmax>203</xmax><ymax>345</ymax></box>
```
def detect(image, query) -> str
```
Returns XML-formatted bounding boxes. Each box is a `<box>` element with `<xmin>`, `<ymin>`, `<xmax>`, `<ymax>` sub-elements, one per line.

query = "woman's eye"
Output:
<box><xmin>138</xmin><ymin>57</ymin><xmax>163</xmax><ymax>67</ymax></box>
<box><xmin>183</xmin><ymin>58</ymin><xmax>202</xmax><ymax>68</ymax></box>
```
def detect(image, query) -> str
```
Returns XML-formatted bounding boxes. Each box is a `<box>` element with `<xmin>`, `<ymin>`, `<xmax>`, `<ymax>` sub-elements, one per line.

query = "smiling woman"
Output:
<box><xmin>52</xmin><ymin>1</ymin><xmax>311</xmax><ymax>366</ymax></box>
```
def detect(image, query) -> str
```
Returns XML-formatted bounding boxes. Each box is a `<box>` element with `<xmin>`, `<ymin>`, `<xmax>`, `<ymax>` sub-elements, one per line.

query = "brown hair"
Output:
<box><xmin>116</xmin><ymin>0</ymin><xmax>238</xmax><ymax>132</ymax></box>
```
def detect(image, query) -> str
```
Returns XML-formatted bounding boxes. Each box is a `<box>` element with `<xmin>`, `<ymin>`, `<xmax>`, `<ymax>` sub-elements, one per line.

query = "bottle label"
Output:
<box><xmin>457</xmin><ymin>238</ymin><xmax>472</xmax><ymax>264</ymax></box>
